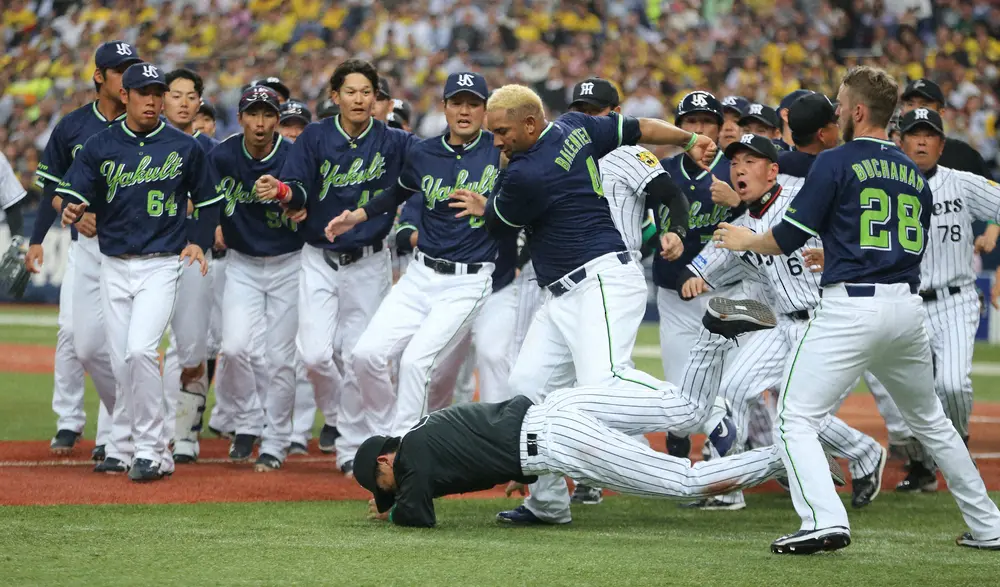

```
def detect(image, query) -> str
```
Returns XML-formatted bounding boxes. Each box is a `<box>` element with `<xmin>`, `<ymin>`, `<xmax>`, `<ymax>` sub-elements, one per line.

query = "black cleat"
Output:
<box><xmin>288</xmin><ymin>442</ymin><xmax>309</xmax><ymax>456</ymax></box>
<box><xmin>229</xmin><ymin>434</ymin><xmax>258</xmax><ymax>462</ymax></box>
<box><xmin>128</xmin><ymin>458</ymin><xmax>166</xmax><ymax>483</ymax></box>
<box><xmin>49</xmin><ymin>429</ymin><xmax>80</xmax><ymax>455</ymax></box>
<box><xmin>570</xmin><ymin>484</ymin><xmax>603</xmax><ymax>505</ymax></box>
<box><xmin>771</xmin><ymin>527</ymin><xmax>851</xmax><ymax>555</ymax></box>
<box><xmin>681</xmin><ymin>498</ymin><xmax>746</xmax><ymax>511</ymax></box>
<box><xmin>340</xmin><ymin>459</ymin><xmax>354</xmax><ymax>479</ymax></box>
<box><xmin>852</xmin><ymin>446</ymin><xmax>887</xmax><ymax>508</ymax></box>
<box><xmin>94</xmin><ymin>457</ymin><xmax>129</xmax><ymax>474</ymax></box>
<box><xmin>896</xmin><ymin>461</ymin><xmax>938</xmax><ymax>493</ymax></box>
<box><xmin>254</xmin><ymin>453</ymin><xmax>282</xmax><ymax>472</ymax></box>
<box><xmin>91</xmin><ymin>444</ymin><xmax>106</xmax><ymax>462</ymax></box>
<box><xmin>318</xmin><ymin>425</ymin><xmax>340</xmax><ymax>454</ymax></box>
<box><xmin>174</xmin><ymin>453</ymin><xmax>197</xmax><ymax>464</ymax></box>
<box><xmin>703</xmin><ymin>298</ymin><xmax>777</xmax><ymax>339</ymax></box>
<box><xmin>666</xmin><ymin>433</ymin><xmax>691</xmax><ymax>459</ymax></box>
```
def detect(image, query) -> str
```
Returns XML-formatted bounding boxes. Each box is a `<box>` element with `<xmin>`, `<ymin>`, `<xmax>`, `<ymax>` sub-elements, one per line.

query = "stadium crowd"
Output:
<box><xmin>2</xmin><ymin>0</ymin><xmax>999</xmax><ymax>209</ymax></box>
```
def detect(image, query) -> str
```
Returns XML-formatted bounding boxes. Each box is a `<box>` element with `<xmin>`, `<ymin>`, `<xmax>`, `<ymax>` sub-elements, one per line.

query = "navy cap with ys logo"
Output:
<box><xmin>444</xmin><ymin>72</ymin><xmax>488</xmax><ymax>100</ymax></box>
<box><xmin>280</xmin><ymin>99</ymin><xmax>312</xmax><ymax>124</ymax></box>
<box><xmin>122</xmin><ymin>63</ymin><xmax>168</xmax><ymax>91</ymax></box>
<box><xmin>95</xmin><ymin>40</ymin><xmax>142</xmax><ymax>70</ymax></box>
<box><xmin>239</xmin><ymin>86</ymin><xmax>281</xmax><ymax>114</ymax></box>
<box><xmin>675</xmin><ymin>91</ymin><xmax>723</xmax><ymax>125</ymax></box>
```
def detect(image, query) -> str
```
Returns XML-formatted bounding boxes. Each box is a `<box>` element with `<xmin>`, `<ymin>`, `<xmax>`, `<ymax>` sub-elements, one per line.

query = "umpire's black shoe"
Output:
<box><xmin>851</xmin><ymin>446</ymin><xmax>887</xmax><ymax>508</ymax></box>
<box><xmin>229</xmin><ymin>434</ymin><xmax>258</xmax><ymax>462</ymax></box>
<box><xmin>318</xmin><ymin>425</ymin><xmax>340</xmax><ymax>454</ymax></box>
<box><xmin>128</xmin><ymin>458</ymin><xmax>166</xmax><ymax>483</ymax></box>
<box><xmin>896</xmin><ymin>461</ymin><xmax>938</xmax><ymax>492</ymax></box>
<box><xmin>49</xmin><ymin>429</ymin><xmax>80</xmax><ymax>455</ymax></box>
<box><xmin>91</xmin><ymin>444</ymin><xmax>106</xmax><ymax>462</ymax></box>
<box><xmin>666</xmin><ymin>433</ymin><xmax>691</xmax><ymax>459</ymax></box>
<box><xmin>702</xmin><ymin>298</ymin><xmax>777</xmax><ymax>339</ymax></box>
<box><xmin>771</xmin><ymin>527</ymin><xmax>851</xmax><ymax>555</ymax></box>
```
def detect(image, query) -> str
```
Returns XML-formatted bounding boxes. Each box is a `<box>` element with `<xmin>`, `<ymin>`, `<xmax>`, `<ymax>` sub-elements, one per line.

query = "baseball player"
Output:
<box><xmin>739</xmin><ymin>103</ymin><xmax>783</xmax><ymax>144</ymax></box>
<box><xmin>679</xmin><ymin>131</ymin><xmax>888</xmax><ymax>512</ymax></box>
<box><xmin>211</xmin><ymin>86</ymin><xmax>303</xmax><ymax>470</ymax></box>
<box><xmin>1</xmin><ymin>151</ymin><xmax>26</xmax><ymax>237</ymax></box>
<box><xmin>161</xmin><ymin>67</ymin><xmax>220</xmax><ymax>464</ymax></box>
<box><xmin>353</xmin><ymin>298</ymin><xmax>848</xmax><ymax>527</ymax></box>
<box><xmin>719</xmin><ymin>95</ymin><xmax>749</xmax><ymax>152</ymax></box>
<box><xmin>654</xmin><ymin>90</ymin><xmax>741</xmax><ymax>460</ymax></box>
<box><xmin>58</xmin><ymin>62</ymin><xmax>222</xmax><ymax>482</ymax></box>
<box><xmin>447</xmin><ymin>83</ymin><xmax>721</xmax><ymax>525</ymax></box>
<box><xmin>776</xmin><ymin>89</ymin><xmax>813</xmax><ymax>149</ymax></box>
<box><xmin>278</xmin><ymin>100</ymin><xmax>312</xmax><ymax>142</ymax></box>
<box><xmin>27</xmin><ymin>40</ymin><xmax>142</xmax><ymax>463</ymax></box>
<box><xmin>373</xmin><ymin>78</ymin><xmax>393</xmax><ymax>122</ymax></box>
<box><xmin>248</xmin><ymin>77</ymin><xmax>290</xmax><ymax>103</ymax></box>
<box><xmin>193</xmin><ymin>101</ymin><xmax>217</xmax><ymax>137</ymax></box>
<box><xmin>254</xmin><ymin>59</ymin><xmax>414</xmax><ymax>478</ymax></box>
<box><xmin>713</xmin><ymin>66</ymin><xmax>1000</xmax><ymax>553</ymax></box>
<box><xmin>316</xmin><ymin>98</ymin><xmax>340</xmax><ymax>120</ymax></box>
<box><xmin>388</xmin><ymin>99</ymin><xmax>413</xmax><ymax>132</ymax></box>
<box><xmin>860</xmin><ymin>109</ymin><xmax>1000</xmax><ymax>493</ymax></box>
<box><xmin>326</xmin><ymin>71</ymin><xmax>500</xmax><ymax>436</ymax></box>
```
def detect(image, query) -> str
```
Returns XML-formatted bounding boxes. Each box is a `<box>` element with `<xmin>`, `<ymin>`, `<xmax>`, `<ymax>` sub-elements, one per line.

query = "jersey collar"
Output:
<box><xmin>924</xmin><ymin>165</ymin><xmax>937</xmax><ymax>179</ymax></box>
<box><xmin>853</xmin><ymin>137</ymin><xmax>896</xmax><ymax>147</ymax></box>
<box><xmin>748</xmin><ymin>183</ymin><xmax>782</xmax><ymax>219</ymax></box>
<box><xmin>92</xmin><ymin>100</ymin><xmax>126</xmax><ymax>123</ymax></box>
<box><xmin>440</xmin><ymin>129</ymin><xmax>483</xmax><ymax>154</ymax></box>
<box><xmin>679</xmin><ymin>149</ymin><xmax>724</xmax><ymax>181</ymax></box>
<box><xmin>334</xmin><ymin>114</ymin><xmax>374</xmax><ymax>148</ymax></box>
<box><xmin>242</xmin><ymin>132</ymin><xmax>283</xmax><ymax>162</ymax></box>
<box><xmin>120</xmin><ymin>119</ymin><xmax>166</xmax><ymax>139</ymax></box>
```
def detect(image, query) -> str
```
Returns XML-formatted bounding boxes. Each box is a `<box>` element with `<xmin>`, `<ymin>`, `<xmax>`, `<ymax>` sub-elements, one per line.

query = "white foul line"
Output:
<box><xmin>0</xmin><ymin>456</ymin><xmax>336</xmax><ymax>468</ymax></box>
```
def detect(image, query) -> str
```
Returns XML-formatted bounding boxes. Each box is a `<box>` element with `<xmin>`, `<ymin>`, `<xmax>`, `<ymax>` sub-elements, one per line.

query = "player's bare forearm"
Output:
<box><xmin>713</xmin><ymin>222</ymin><xmax>782</xmax><ymax>255</ymax></box>
<box><xmin>743</xmin><ymin>231</ymin><xmax>782</xmax><ymax>255</ymax></box>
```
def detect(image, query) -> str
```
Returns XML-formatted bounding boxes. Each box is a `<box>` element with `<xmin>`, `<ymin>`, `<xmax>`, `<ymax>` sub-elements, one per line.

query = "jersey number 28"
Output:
<box><xmin>859</xmin><ymin>188</ymin><xmax>923</xmax><ymax>254</ymax></box>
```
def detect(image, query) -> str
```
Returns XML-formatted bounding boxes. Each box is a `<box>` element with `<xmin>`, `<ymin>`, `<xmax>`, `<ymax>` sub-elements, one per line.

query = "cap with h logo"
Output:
<box><xmin>95</xmin><ymin>40</ymin><xmax>142</xmax><ymax>69</ymax></box>
<box><xmin>122</xmin><ymin>63</ymin><xmax>168</xmax><ymax>91</ymax></box>
<box><xmin>738</xmin><ymin>103</ymin><xmax>781</xmax><ymax>129</ymax></box>
<box><xmin>723</xmin><ymin>133</ymin><xmax>780</xmax><ymax>163</ymax></box>
<box><xmin>898</xmin><ymin>107</ymin><xmax>944</xmax><ymax>136</ymax></box>
<box><xmin>570</xmin><ymin>78</ymin><xmax>619</xmax><ymax>109</ymax></box>
<box><xmin>444</xmin><ymin>72</ymin><xmax>488</xmax><ymax>100</ymax></box>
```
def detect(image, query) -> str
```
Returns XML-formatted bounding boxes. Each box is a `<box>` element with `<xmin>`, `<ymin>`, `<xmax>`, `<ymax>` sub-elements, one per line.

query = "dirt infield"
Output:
<box><xmin>2</xmin><ymin>393</ymin><xmax>999</xmax><ymax>506</ymax></box>
<box><xmin>1</xmin><ymin>343</ymin><xmax>55</xmax><ymax>374</ymax></box>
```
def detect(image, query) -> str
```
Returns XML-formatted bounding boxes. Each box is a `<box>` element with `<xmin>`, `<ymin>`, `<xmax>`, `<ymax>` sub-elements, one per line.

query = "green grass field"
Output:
<box><xmin>1</xmin><ymin>306</ymin><xmax>999</xmax><ymax>585</ymax></box>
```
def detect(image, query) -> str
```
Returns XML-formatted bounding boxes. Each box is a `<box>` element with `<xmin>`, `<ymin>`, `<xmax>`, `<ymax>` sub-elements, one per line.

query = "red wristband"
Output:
<box><xmin>276</xmin><ymin>181</ymin><xmax>291</xmax><ymax>203</ymax></box>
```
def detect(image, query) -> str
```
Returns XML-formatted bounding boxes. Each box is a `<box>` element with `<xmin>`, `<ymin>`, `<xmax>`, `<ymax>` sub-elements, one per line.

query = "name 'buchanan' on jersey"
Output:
<box><xmin>55</xmin><ymin>120</ymin><xmax>223</xmax><ymax>256</ymax></box>
<box><xmin>485</xmin><ymin>111</ymin><xmax>640</xmax><ymax>287</ymax></box>
<box><xmin>279</xmin><ymin>115</ymin><xmax>415</xmax><ymax>251</ymax></box>
<box><xmin>398</xmin><ymin>129</ymin><xmax>501</xmax><ymax>264</ymax></box>
<box><xmin>772</xmin><ymin>137</ymin><xmax>933</xmax><ymax>287</ymax></box>
<box><xmin>210</xmin><ymin>133</ymin><xmax>303</xmax><ymax>258</ymax></box>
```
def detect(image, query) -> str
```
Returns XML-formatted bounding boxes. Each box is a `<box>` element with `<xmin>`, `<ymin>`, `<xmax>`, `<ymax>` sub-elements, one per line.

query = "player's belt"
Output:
<box><xmin>415</xmin><ymin>250</ymin><xmax>484</xmax><ymax>275</ymax></box>
<box><xmin>547</xmin><ymin>251</ymin><xmax>631</xmax><ymax>297</ymax></box>
<box><xmin>114</xmin><ymin>252</ymin><xmax>175</xmax><ymax>260</ymax></box>
<box><xmin>785</xmin><ymin>310</ymin><xmax>810</xmax><ymax>321</ymax></box>
<box><xmin>323</xmin><ymin>241</ymin><xmax>384</xmax><ymax>270</ymax></box>
<box><xmin>919</xmin><ymin>286</ymin><xmax>962</xmax><ymax>302</ymax></box>
<box><xmin>820</xmin><ymin>283</ymin><xmax>919</xmax><ymax>297</ymax></box>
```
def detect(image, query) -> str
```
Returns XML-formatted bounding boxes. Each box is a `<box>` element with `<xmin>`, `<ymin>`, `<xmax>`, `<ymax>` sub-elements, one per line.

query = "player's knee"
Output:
<box><xmin>123</xmin><ymin>346</ymin><xmax>158</xmax><ymax>367</ymax></box>
<box><xmin>350</xmin><ymin>334</ymin><xmax>390</xmax><ymax>373</ymax></box>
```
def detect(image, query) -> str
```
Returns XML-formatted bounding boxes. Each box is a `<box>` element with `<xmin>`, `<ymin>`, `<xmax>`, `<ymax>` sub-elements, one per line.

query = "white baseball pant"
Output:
<box><xmin>513</xmin><ymin>261</ymin><xmax>544</xmax><ymax>352</ymax></box>
<box><xmin>291</xmin><ymin>358</ymin><xmax>317</xmax><ymax>447</ymax></box>
<box><xmin>100</xmin><ymin>254</ymin><xmax>182</xmax><ymax>470</ymax></box>
<box><xmin>298</xmin><ymin>243</ymin><xmax>392</xmax><ymax>470</ymax></box>
<box><xmin>656</xmin><ymin>283</ymin><xmax>741</xmax><ymax>384</ymax></box>
<box><xmin>777</xmin><ymin>283</ymin><xmax>1000</xmax><ymax>539</ymax></box>
<box><xmin>51</xmin><ymin>241</ymin><xmax>87</xmax><ymax>434</ymax></box>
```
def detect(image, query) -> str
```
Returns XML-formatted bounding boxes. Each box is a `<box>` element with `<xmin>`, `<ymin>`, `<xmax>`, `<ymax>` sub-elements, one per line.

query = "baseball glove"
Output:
<box><xmin>0</xmin><ymin>236</ymin><xmax>31</xmax><ymax>299</ymax></box>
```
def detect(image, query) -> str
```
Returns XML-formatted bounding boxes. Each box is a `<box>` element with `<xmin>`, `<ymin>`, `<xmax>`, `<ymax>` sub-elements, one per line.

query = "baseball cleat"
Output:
<box><xmin>94</xmin><ymin>457</ymin><xmax>129</xmax><ymax>474</ymax></box>
<box><xmin>91</xmin><ymin>444</ymin><xmax>106</xmax><ymax>462</ymax></box>
<box><xmin>208</xmin><ymin>426</ymin><xmax>235</xmax><ymax>440</ymax></box>
<box><xmin>49</xmin><ymin>430</ymin><xmax>80</xmax><ymax>455</ymax></box>
<box><xmin>128</xmin><ymin>458</ymin><xmax>166</xmax><ymax>483</ymax></box>
<box><xmin>229</xmin><ymin>434</ymin><xmax>258</xmax><ymax>462</ymax></box>
<box><xmin>288</xmin><ymin>442</ymin><xmax>309</xmax><ymax>456</ymax></box>
<box><xmin>955</xmin><ymin>532</ymin><xmax>1000</xmax><ymax>551</ymax></box>
<box><xmin>771</xmin><ymin>527</ymin><xmax>851</xmax><ymax>555</ymax></box>
<box><xmin>896</xmin><ymin>462</ymin><xmax>938</xmax><ymax>492</ymax></box>
<box><xmin>254</xmin><ymin>453</ymin><xmax>282</xmax><ymax>472</ymax></box>
<box><xmin>708</xmin><ymin>402</ymin><xmax>736</xmax><ymax>457</ymax></box>
<box><xmin>495</xmin><ymin>505</ymin><xmax>567</xmax><ymax>525</ymax></box>
<box><xmin>340</xmin><ymin>459</ymin><xmax>354</xmax><ymax>479</ymax></box>
<box><xmin>318</xmin><ymin>425</ymin><xmax>340</xmax><ymax>454</ymax></box>
<box><xmin>851</xmin><ymin>446</ymin><xmax>887</xmax><ymax>508</ymax></box>
<box><xmin>666</xmin><ymin>433</ymin><xmax>691</xmax><ymax>459</ymax></box>
<box><xmin>680</xmin><ymin>498</ymin><xmax>746</xmax><ymax>511</ymax></box>
<box><xmin>702</xmin><ymin>298</ymin><xmax>777</xmax><ymax>339</ymax></box>
<box><xmin>173</xmin><ymin>439</ymin><xmax>200</xmax><ymax>464</ymax></box>
<box><xmin>570</xmin><ymin>484</ymin><xmax>603</xmax><ymax>505</ymax></box>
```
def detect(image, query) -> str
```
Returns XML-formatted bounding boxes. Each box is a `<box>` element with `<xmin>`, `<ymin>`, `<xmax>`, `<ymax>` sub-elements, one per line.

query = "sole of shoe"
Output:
<box><xmin>707</xmin><ymin>298</ymin><xmax>778</xmax><ymax>329</ymax></box>
<box><xmin>254</xmin><ymin>462</ymin><xmax>281</xmax><ymax>473</ymax></box>
<box><xmin>956</xmin><ymin>534</ymin><xmax>1000</xmax><ymax>550</ymax></box>
<box><xmin>853</xmin><ymin>446</ymin><xmax>887</xmax><ymax>508</ymax></box>
<box><xmin>318</xmin><ymin>444</ymin><xmax>336</xmax><ymax>454</ymax></box>
<box><xmin>174</xmin><ymin>454</ymin><xmax>198</xmax><ymax>464</ymax></box>
<box><xmin>771</xmin><ymin>529</ymin><xmax>851</xmax><ymax>555</ymax></box>
<box><xmin>288</xmin><ymin>445</ymin><xmax>309</xmax><ymax>456</ymax></box>
<box><xmin>687</xmin><ymin>500</ymin><xmax>747</xmax><ymax>511</ymax></box>
<box><xmin>50</xmin><ymin>445</ymin><xmax>74</xmax><ymax>456</ymax></box>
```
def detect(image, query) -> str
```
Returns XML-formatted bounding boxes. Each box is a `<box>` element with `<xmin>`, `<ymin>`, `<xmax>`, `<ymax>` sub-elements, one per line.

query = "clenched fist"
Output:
<box><xmin>255</xmin><ymin>175</ymin><xmax>281</xmax><ymax>201</ymax></box>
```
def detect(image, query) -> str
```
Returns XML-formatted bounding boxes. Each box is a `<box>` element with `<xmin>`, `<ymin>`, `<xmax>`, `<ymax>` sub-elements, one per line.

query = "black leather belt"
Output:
<box><xmin>785</xmin><ymin>310</ymin><xmax>810</xmax><ymax>321</ymax></box>
<box><xmin>323</xmin><ymin>241</ymin><xmax>384</xmax><ymax>270</ymax></box>
<box><xmin>919</xmin><ymin>286</ymin><xmax>962</xmax><ymax>302</ymax></box>
<box><xmin>547</xmin><ymin>251</ymin><xmax>631</xmax><ymax>297</ymax></box>
<box><xmin>115</xmin><ymin>252</ymin><xmax>174</xmax><ymax>260</ymax></box>
<box><xmin>820</xmin><ymin>283</ymin><xmax>919</xmax><ymax>298</ymax></box>
<box><xmin>421</xmin><ymin>254</ymin><xmax>484</xmax><ymax>275</ymax></box>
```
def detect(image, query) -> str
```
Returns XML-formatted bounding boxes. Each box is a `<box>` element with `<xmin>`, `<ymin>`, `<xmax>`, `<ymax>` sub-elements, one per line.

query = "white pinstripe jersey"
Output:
<box><xmin>688</xmin><ymin>184</ymin><xmax>823</xmax><ymax>315</ymax></box>
<box><xmin>921</xmin><ymin>166</ymin><xmax>1000</xmax><ymax>290</ymax></box>
<box><xmin>0</xmin><ymin>152</ymin><xmax>27</xmax><ymax>210</ymax></box>
<box><xmin>599</xmin><ymin>145</ymin><xmax>666</xmax><ymax>253</ymax></box>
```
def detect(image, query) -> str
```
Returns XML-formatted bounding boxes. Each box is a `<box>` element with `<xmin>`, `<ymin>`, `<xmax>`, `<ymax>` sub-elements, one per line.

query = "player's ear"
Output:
<box><xmin>94</xmin><ymin>68</ymin><xmax>104</xmax><ymax>86</ymax></box>
<box><xmin>119</xmin><ymin>87</ymin><xmax>128</xmax><ymax>105</ymax></box>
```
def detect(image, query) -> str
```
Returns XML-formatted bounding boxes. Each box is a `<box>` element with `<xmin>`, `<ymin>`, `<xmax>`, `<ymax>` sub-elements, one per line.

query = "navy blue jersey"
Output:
<box><xmin>55</xmin><ymin>120</ymin><xmax>223</xmax><ymax>256</ymax></box>
<box><xmin>491</xmin><ymin>234</ymin><xmax>517</xmax><ymax>292</ymax></box>
<box><xmin>396</xmin><ymin>192</ymin><xmax>422</xmax><ymax>235</ymax></box>
<box><xmin>773</xmin><ymin>137</ymin><xmax>932</xmax><ymax>286</ymax></box>
<box><xmin>210</xmin><ymin>133</ymin><xmax>302</xmax><ymax>257</ymax></box>
<box><xmin>777</xmin><ymin>149</ymin><xmax>815</xmax><ymax>178</ymax></box>
<box><xmin>279</xmin><ymin>116</ymin><xmax>415</xmax><ymax>251</ymax></box>
<box><xmin>398</xmin><ymin>130</ymin><xmax>501</xmax><ymax>263</ymax></box>
<box><xmin>652</xmin><ymin>152</ymin><xmax>736</xmax><ymax>289</ymax></box>
<box><xmin>483</xmin><ymin>111</ymin><xmax>640</xmax><ymax>287</ymax></box>
<box><xmin>32</xmin><ymin>102</ymin><xmax>126</xmax><ymax>244</ymax></box>
<box><xmin>193</xmin><ymin>131</ymin><xmax>219</xmax><ymax>152</ymax></box>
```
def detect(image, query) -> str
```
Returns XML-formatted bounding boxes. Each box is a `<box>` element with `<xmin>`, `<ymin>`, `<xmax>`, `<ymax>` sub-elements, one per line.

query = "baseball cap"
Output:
<box><xmin>280</xmin><ymin>99</ymin><xmax>312</xmax><ymax>125</ymax></box>
<box><xmin>724</xmin><ymin>133</ymin><xmax>780</xmax><ymax>163</ymax></box>
<box><xmin>787</xmin><ymin>93</ymin><xmax>838</xmax><ymax>137</ymax></box>
<box><xmin>354</xmin><ymin>435</ymin><xmax>396</xmax><ymax>514</ymax></box>
<box><xmin>738</xmin><ymin>103</ymin><xmax>781</xmax><ymax>129</ymax></box>
<box><xmin>901</xmin><ymin>78</ymin><xmax>944</xmax><ymax>106</ymax></box>
<box><xmin>95</xmin><ymin>40</ymin><xmax>142</xmax><ymax>70</ymax></box>
<box><xmin>197</xmin><ymin>101</ymin><xmax>216</xmax><ymax>120</ymax></box>
<box><xmin>779</xmin><ymin>89</ymin><xmax>814</xmax><ymax>113</ymax></box>
<box><xmin>250</xmin><ymin>77</ymin><xmax>290</xmax><ymax>101</ymax></box>
<box><xmin>898</xmin><ymin>107</ymin><xmax>945</xmax><ymax>136</ymax></box>
<box><xmin>122</xmin><ymin>62</ymin><xmax>168</xmax><ymax>91</ymax></box>
<box><xmin>720</xmin><ymin>95</ymin><xmax>749</xmax><ymax>116</ymax></box>
<box><xmin>377</xmin><ymin>77</ymin><xmax>392</xmax><ymax>100</ymax></box>
<box><xmin>675</xmin><ymin>91</ymin><xmax>723</xmax><ymax>125</ymax></box>
<box><xmin>387</xmin><ymin>112</ymin><xmax>405</xmax><ymax>129</ymax></box>
<box><xmin>444</xmin><ymin>72</ymin><xmax>488</xmax><ymax>100</ymax></box>
<box><xmin>316</xmin><ymin>98</ymin><xmax>340</xmax><ymax>119</ymax></box>
<box><xmin>392</xmin><ymin>98</ymin><xmax>413</xmax><ymax>124</ymax></box>
<box><xmin>238</xmin><ymin>86</ymin><xmax>281</xmax><ymax>114</ymax></box>
<box><xmin>569</xmin><ymin>77</ymin><xmax>619</xmax><ymax>110</ymax></box>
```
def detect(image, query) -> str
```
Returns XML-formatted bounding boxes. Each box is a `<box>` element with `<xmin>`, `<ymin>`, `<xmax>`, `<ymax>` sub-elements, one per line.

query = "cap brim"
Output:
<box><xmin>722</xmin><ymin>105</ymin><xmax>743</xmax><ymax>114</ymax></box>
<box><xmin>241</xmin><ymin>102</ymin><xmax>280</xmax><ymax>114</ymax></box>
<box><xmin>280</xmin><ymin>113</ymin><xmax>310</xmax><ymax>124</ymax></box>
<box><xmin>724</xmin><ymin>141</ymin><xmax>778</xmax><ymax>162</ymax></box>
<box><xmin>738</xmin><ymin>114</ymin><xmax>778</xmax><ymax>129</ymax></box>
<box><xmin>901</xmin><ymin>89</ymin><xmax>942</xmax><ymax>104</ymax></box>
<box><xmin>445</xmin><ymin>89</ymin><xmax>487</xmax><ymax>100</ymax></box>
<box><xmin>126</xmin><ymin>80</ymin><xmax>168</xmax><ymax>91</ymax></box>
<box><xmin>900</xmin><ymin>120</ymin><xmax>944</xmax><ymax>135</ymax></box>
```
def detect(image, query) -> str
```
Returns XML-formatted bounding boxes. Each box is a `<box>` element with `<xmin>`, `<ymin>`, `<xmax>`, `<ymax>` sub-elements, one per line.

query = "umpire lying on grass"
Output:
<box><xmin>354</xmin><ymin>298</ymin><xmax>845</xmax><ymax>527</ymax></box>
